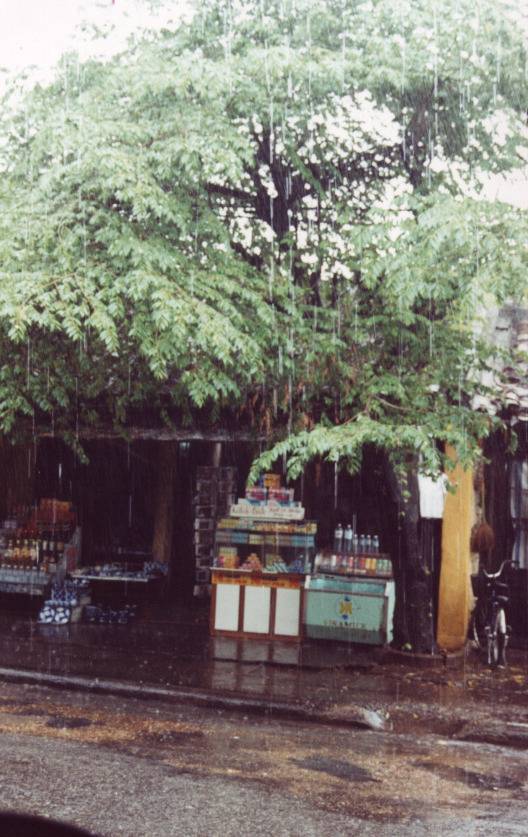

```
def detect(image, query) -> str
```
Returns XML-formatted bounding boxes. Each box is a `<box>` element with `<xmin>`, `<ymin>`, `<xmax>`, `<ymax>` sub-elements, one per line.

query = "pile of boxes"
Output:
<box><xmin>38</xmin><ymin>578</ymin><xmax>91</xmax><ymax>625</ymax></box>
<box><xmin>193</xmin><ymin>466</ymin><xmax>237</xmax><ymax>596</ymax></box>
<box><xmin>229</xmin><ymin>473</ymin><xmax>305</xmax><ymax>521</ymax></box>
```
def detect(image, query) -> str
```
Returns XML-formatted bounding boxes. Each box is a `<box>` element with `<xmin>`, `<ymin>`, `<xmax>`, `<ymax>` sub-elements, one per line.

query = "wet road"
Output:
<box><xmin>0</xmin><ymin>682</ymin><xmax>526</xmax><ymax>836</ymax></box>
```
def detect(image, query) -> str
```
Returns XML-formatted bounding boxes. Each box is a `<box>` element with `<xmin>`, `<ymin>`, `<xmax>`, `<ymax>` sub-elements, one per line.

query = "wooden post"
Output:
<box><xmin>211</xmin><ymin>442</ymin><xmax>222</xmax><ymax>467</ymax></box>
<box><xmin>437</xmin><ymin>445</ymin><xmax>474</xmax><ymax>652</ymax></box>
<box><xmin>151</xmin><ymin>441</ymin><xmax>178</xmax><ymax>567</ymax></box>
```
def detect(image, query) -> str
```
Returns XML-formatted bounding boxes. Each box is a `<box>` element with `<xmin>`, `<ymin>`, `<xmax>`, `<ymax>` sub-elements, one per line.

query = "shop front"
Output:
<box><xmin>210</xmin><ymin>472</ymin><xmax>396</xmax><ymax>646</ymax></box>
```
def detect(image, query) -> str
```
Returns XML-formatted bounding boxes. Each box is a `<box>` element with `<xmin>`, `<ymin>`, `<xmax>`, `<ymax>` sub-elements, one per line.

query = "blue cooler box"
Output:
<box><xmin>304</xmin><ymin>574</ymin><xmax>395</xmax><ymax>645</ymax></box>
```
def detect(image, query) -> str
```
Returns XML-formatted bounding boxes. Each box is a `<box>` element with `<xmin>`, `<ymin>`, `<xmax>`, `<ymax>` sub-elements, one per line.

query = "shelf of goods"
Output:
<box><xmin>211</xmin><ymin>518</ymin><xmax>317</xmax><ymax>641</ymax></box>
<box><xmin>0</xmin><ymin>500</ymin><xmax>80</xmax><ymax>597</ymax></box>
<box><xmin>71</xmin><ymin>561</ymin><xmax>167</xmax><ymax>605</ymax></box>
<box><xmin>304</xmin><ymin>554</ymin><xmax>395</xmax><ymax>645</ymax></box>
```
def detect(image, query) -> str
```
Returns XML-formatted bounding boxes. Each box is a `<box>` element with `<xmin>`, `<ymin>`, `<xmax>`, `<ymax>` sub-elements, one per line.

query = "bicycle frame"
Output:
<box><xmin>471</xmin><ymin>559</ymin><xmax>515</xmax><ymax>668</ymax></box>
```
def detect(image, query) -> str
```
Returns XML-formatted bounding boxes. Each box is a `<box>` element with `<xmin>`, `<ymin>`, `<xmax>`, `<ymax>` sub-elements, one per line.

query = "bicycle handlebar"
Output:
<box><xmin>481</xmin><ymin>559</ymin><xmax>519</xmax><ymax>580</ymax></box>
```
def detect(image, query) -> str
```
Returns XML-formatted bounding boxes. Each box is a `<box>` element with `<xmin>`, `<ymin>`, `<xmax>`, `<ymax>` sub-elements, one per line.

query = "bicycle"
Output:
<box><xmin>470</xmin><ymin>559</ymin><xmax>517</xmax><ymax>668</ymax></box>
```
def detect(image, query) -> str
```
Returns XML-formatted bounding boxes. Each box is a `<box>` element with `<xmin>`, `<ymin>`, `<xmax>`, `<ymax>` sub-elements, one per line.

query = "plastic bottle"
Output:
<box><xmin>365</xmin><ymin>535</ymin><xmax>372</xmax><ymax>553</ymax></box>
<box><xmin>372</xmin><ymin>535</ymin><xmax>380</xmax><ymax>554</ymax></box>
<box><xmin>333</xmin><ymin>524</ymin><xmax>343</xmax><ymax>554</ymax></box>
<box><xmin>352</xmin><ymin>533</ymin><xmax>359</xmax><ymax>554</ymax></box>
<box><xmin>359</xmin><ymin>534</ymin><xmax>366</xmax><ymax>553</ymax></box>
<box><xmin>344</xmin><ymin>524</ymin><xmax>353</xmax><ymax>554</ymax></box>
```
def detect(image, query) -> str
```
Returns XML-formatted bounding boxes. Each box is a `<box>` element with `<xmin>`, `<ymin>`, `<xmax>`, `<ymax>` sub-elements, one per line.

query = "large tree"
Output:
<box><xmin>1</xmin><ymin>0</ymin><xmax>527</xmax><ymax>649</ymax></box>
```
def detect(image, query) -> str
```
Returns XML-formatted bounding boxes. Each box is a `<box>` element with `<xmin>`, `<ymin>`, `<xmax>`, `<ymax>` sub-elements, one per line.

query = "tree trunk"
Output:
<box><xmin>151</xmin><ymin>442</ymin><xmax>178</xmax><ymax>568</ymax></box>
<box><xmin>383</xmin><ymin>452</ymin><xmax>435</xmax><ymax>654</ymax></box>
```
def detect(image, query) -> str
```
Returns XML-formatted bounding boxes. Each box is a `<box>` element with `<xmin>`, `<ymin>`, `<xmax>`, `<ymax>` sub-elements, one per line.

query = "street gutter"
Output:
<box><xmin>0</xmin><ymin>666</ymin><xmax>384</xmax><ymax>731</ymax></box>
<box><xmin>2</xmin><ymin>666</ymin><xmax>527</xmax><ymax>749</ymax></box>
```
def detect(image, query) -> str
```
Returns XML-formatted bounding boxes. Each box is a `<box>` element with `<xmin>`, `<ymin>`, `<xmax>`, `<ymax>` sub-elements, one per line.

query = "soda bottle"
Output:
<box><xmin>333</xmin><ymin>524</ymin><xmax>343</xmax><ymax>554</ymax></box>
<box><xmin>344</xmin><ymin>525</ymin><xmax>353</xmax><ymax>554</ymax></box>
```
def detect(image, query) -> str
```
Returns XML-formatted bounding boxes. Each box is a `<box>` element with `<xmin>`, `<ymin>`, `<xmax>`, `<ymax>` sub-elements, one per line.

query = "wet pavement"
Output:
<box><xmin>0</xmin><ymin>598</ymin><xmax>527</xmax><ymax>744</ymax></box>
<box><xmin>0</xmin><ymin>680</ymin><xmax>527</xmax><ymax>836</ymax></box>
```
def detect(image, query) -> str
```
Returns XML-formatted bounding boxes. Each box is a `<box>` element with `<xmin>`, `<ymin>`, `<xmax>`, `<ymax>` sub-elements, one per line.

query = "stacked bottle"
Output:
<box><xmin>0</xmin><ymin>524</ymin><xmax>72</xmax><ymax>573</ymax></box>
<box><xmin>333</xmin><ymin>525</ymin><xmax>380</xmax><ymax>555</ymax></box>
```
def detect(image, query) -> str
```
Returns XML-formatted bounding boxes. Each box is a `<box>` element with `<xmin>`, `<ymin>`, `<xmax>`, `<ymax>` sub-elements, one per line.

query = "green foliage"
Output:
<box><xmin>0</xmin><ymin>0</ymin><xmax>526</xmax><ymax>467</ymax></box>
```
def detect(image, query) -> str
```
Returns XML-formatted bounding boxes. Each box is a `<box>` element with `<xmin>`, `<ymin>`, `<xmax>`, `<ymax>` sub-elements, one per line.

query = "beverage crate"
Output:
<box><xmin>194</xmin><ymin>543</ymin><xmax>214</xmax><ymax>559</ymax></box>
<box><xmin>193</xmin><ymin>466</ymin><xmax>238</xmax><ymax>596</ymax></box>
<box><xmin>194</xmin><ymin>531</ymin><xmax>214</xmax><ymax>547</ymax></box>
<box><xmin>194</xmin><ymin>505</ymin><xmax>217</xmax><ymax>520</ymax></box>
<box><xmin>194</xmin><ymin>518</ymin><xmax>216</xmax><ymax>532</ymax></box>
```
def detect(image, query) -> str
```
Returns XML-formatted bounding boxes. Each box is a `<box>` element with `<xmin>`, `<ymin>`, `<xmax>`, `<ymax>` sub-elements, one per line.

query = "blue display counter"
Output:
<box><xmin>304</xmin><ymin>573</ymin><xmax>395</xmax><ymax>645</ymax></box>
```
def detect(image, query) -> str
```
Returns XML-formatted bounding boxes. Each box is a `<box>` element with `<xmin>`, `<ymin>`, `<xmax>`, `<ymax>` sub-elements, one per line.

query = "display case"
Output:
<box><xmin>304</xmin><ymin>553</ymin><xmax>395</xmax><ymax>645</ymax></box>
<box><xmin>210</xmin><ymin>518</ymin><xmax>317</xmax><ymax>641</ymax></box>
<box><xmin>214</xmin><ymin>518</ymin><xmax>316</xmax><ymax>573</ymax></box>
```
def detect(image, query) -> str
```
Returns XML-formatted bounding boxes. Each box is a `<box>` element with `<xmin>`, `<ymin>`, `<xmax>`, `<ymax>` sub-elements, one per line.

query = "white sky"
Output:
<box><xmin>0</xmin><ymin>0</ymin><xmax>185</xmax><ymax>75</ymax></box>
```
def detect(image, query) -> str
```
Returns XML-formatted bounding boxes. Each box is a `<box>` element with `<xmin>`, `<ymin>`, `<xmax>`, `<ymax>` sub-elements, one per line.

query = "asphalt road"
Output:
<box><xmin>0</xmin><ymin>681</ymin><xmax>526</xmax><ymax>836</ymax></box>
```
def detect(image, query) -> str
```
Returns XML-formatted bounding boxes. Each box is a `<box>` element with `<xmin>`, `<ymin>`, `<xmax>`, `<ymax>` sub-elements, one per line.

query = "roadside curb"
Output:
<box><xmin>0</xmin><ymin>666</ymin><xmax>384</xmax><ymax>731</ymax></box>
<box><xmin>454</xmin><ymin>720</ymin><xmax>528</xmax><ymax>750</ymax></box>
<box><xmin>380</xmin><ymin>646</ymin><xmax>467</xmax><ymax>669</ymax></box>
<box><xmin>2</xmin><ymin>666</ymin><xmax>525</xmax><ymax>748</ymax></box>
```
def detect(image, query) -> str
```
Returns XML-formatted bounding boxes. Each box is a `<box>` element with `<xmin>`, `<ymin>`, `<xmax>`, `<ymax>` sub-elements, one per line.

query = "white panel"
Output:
<box><xmin>274</xmin><ymin>588</ymin><xmax>301</xmax><ymax>637</ymax></box>
<box><xmin>243</xmin><ymin>586</ymin><xmax>271</xmax><ymax>634</ymax></box>
<box><xmin>214</xmin><ymin>583</ymin><xmax>240</xmax><ymax>632</ymax></box>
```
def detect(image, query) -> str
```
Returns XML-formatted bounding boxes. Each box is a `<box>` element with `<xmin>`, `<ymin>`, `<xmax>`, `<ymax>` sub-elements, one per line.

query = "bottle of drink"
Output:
<box><xmin>352</xmin><ymin>533</ymin><xmax>359</xmax><ymax>554</ymax></box>
<box><xmin>372</xmin><ymin>535</ymin><xmax>380</xmax><ymax>554</ymax></box>
<box><xmin>333</xmin><ymin>524</ymin><xmax>343</xmax><ymax>554</ymax></box>
<box><xmin>359</xmin><ymin>535</ymin><xmax>366</xmax><ymax>554</ymax></box>
<box><xmin>344</xmin><ymin>524</ymin><xmax>353</xmax><ymax>554</ymax></box>
<box><xmin>365</xmin><ymin>535</ymin><xmax>372</xmax><ymax>554</ymax></box>
<box><xmin>5</xmin><ymin>537</ymin><xmax>12</xmax><ymax>567</ymax></box>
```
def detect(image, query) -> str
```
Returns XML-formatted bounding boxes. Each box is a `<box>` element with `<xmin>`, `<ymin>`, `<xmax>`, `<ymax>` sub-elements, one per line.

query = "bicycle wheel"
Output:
<box><xmin>487</xmin><ymin>607</ymin><xmax>507</xmax><ymax>668</ymax></box>
<box><xmin>496</xmin><ymin>607</ymin><xmax>507</xmax><ymax>668</ymax></box>
<box><xmin>470</xmin><ymin>604</ymin><xmax>487</xmax><ymax>650</ymax></box>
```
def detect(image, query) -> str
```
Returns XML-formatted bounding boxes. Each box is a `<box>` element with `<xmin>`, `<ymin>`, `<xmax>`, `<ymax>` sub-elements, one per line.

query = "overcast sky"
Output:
<box><xmin>0</xmin><ymin>0</ymin><xmax>185</xmax><ymax>73</ymax></box>
<box><xmin>1</xmin><ymin>0</ymin><xmax>112</xmax><ymax>70</ymax></box>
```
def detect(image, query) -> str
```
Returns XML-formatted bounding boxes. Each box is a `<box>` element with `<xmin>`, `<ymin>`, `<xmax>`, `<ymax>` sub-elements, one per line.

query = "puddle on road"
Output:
<box><xmin>46</xmin><ymin>716</ymin><xmax>94</xmax><ymax>730</ymax></box>
<box><xmin>139</xmin><ymin>729</ymin><xmax>205</xmax><ymax>745</ymax></box>
<box><xmin>290</xmin><ymin>755</ymin><xmax>378</xmax><ymax>782</ymax></box>
<box><xmin>414</xmin><ymin>760</ymin><xmax>524</xmax><ymax>791</ymax></box>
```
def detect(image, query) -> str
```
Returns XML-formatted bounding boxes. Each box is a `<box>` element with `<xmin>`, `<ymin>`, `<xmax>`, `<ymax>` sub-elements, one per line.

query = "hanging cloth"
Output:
<box><xmin>510</xmin><ymin>459</ymin><xmax>528</xmax><ymax>568</ymax></box>
<box><xmin>418</xmin><ymin>473</ymin><xmax>448</xmax><ymax>519</ymax></box>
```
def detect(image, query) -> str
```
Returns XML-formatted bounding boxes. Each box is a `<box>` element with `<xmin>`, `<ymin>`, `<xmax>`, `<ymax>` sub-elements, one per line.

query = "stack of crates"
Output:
<box><xmin>193</xmin><ymin>466</ymin><xmax>237</xmax><ymax>597</ymax></box>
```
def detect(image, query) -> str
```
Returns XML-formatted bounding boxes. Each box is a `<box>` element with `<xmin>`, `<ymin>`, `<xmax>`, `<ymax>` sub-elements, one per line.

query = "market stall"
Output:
<box><xmin>210</xmin><ymin>475</ymin><xmax>316</xmax><ymax>642</ymax></box>
<box><xmin>210</xmin><ymin>474</ymin><xmax>395</xmax><ymax>647</ymax></box>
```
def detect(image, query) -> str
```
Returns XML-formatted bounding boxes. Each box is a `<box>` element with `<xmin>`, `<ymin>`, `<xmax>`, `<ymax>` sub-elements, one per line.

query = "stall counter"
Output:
<box><xmin>210</xmin><ymin>568</ymin><xmax>305</xmax><ymax>641</ymax></box>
